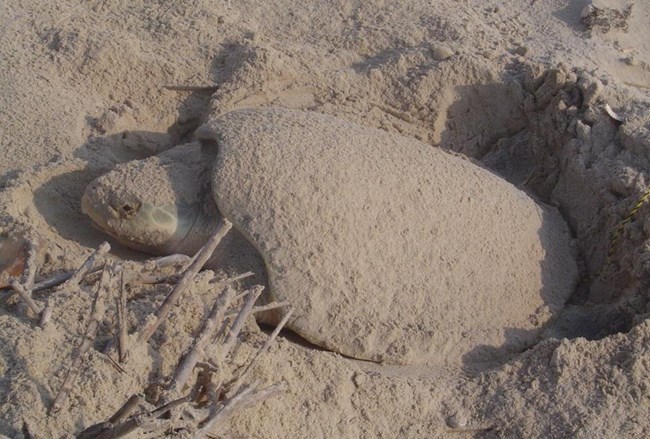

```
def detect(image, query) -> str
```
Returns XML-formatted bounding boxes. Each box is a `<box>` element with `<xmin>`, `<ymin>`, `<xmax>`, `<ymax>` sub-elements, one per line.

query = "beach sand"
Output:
<box><xmin>1</xmin><ymin>0</ymin><xmax>649</xmax><ymax>437</ymax></box>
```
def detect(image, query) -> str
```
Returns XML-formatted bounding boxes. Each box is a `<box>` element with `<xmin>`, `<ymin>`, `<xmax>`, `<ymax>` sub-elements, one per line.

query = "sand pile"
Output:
<box><xmin>1</xmin><ymin>0</ymin><xmax>650</xmax><ymax>437</ymax></box>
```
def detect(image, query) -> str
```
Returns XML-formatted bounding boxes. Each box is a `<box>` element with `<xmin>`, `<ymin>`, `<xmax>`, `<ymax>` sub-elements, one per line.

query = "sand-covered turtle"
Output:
<box><xmin>82</xmin><ymin>108</ymin><xmax>579</xmax><ymax>366</ymax></box>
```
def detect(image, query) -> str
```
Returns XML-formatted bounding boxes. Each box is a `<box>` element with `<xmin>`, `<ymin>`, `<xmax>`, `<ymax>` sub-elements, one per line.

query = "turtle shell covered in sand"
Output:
<box><xmin>82</xmin><ymin>108</ymin><xmax>578</xmax><ymax>366</ymax></box>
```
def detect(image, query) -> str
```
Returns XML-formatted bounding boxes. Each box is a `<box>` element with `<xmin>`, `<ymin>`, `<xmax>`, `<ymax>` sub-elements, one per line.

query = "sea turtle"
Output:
<box><xmin>82</xmin><ymin>107</ymin><xmax>579</xmax><ymax>366</ymax></box>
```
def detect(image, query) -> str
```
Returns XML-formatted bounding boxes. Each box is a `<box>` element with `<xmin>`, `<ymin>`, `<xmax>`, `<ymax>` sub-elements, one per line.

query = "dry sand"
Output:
<box><xmin>1</xmin><ymin>0</ymin><xmax>650</xmax><ymax>437</ymax></box>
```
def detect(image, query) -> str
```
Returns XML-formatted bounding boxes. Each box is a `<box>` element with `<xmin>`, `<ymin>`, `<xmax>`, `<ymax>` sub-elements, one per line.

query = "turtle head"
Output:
<box><xmin>82</xmin><ymin>143</ymin><xmax>217</xmax><ymax>255</ymax></box>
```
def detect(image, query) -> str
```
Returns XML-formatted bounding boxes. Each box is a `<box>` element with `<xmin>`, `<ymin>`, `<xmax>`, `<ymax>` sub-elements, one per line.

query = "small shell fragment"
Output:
<box><xmin>447</xmin><ymin>413</ymin><xmax>468</xmax><ymax>428</ymax></box>
<box><xmin>603</xmin><ymin>103</ymin><xmax>625</xmax><ymax>123</ymax></box>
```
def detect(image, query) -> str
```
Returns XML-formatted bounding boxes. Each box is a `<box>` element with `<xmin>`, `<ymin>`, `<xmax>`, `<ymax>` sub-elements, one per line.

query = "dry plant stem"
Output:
<box><xmin>39</xmin><ymin>302</ymin><xmax>53</xmax><ymax>326</ymax></box>
<box><xmin>110</xmin><ymin>394</ymin><xmax>145</xmax><ymax>424</ymax></box>
<box><xmin>32</xmin><ymin>271</ymin><xmax>73</xmax><ymax>292</ymax></box>
<box><xmin>94</xmin><ymin>413</ymin><xmax>152</xmax><ymax>439</ymax></box>
<box><xmin>137</xmin><ymin>219</ymin><xmax>232</xmax><ymax>344</ymax></box>
<box><xmin>149</xmin><ymin>254</ymin><xmax>192</xmax><ymax>269</ymax></box>
<box><xmin>133</xmin><ymin>254</ymin><xmax>192</xmax><ymax>284</ymax></box>
<box><xmin>22</xmin><ymin>240</ymin><xmax>38</xmax><ymax>289</ymax></box>
<box><xmin>117</xmin><ymin>268</ymin><xmax>129</xmax><ymax>363</ymax></box>
<box><xmin>91</xmin><ymin>395</ymin><xmax>189</xmax><ymax>439</ymax></box>
<box><xmin>225</xmin><ymin>300</ymin><xmax>290</xmax><ymax>318</ymax></box>
<box><xmin>78</xmin><ymin>394</ymin><xmax>144</xmax><ymax>438</ymax></box>
<box><xmin>9</xmin><ymin>280</ymin><xmax>42</xmax><ymax>316</ymax></box>
<box><xmin>217</xmin><ymin>285</ymin><xmax>264</xmax><ymax>363</ymax></box>
<box><xmin>228</xmin><ymin>308</ymin><xmax>294</xmax><ymax>396</ymax></box>
<box><xmin>193</xmin><ymin>383</ymin><xmax>257</xmax><ymax>439</ymax></box>
<box><xmin>193</xmin><ymin>383</ymin><xmax>285</xmax><ymax>438</ymax></box>
<box><xmin>34</xmin><ymin>254</ymin><xmax>191</xmax><ymax>292</ymax></box>
<box><xmin>99</xmin><ymin>352</ymin><xmax>127</xmax><ymax>374</ymax></box>
<box><xmin>50</xmin><ymin>263</ymin><xmax>114</xmax><ymax>414</ymax></box>
<box><xmin>149</xmin><ymin>394</ymin><xmax>191</xmax><ymax>418</ymax></box>
<box><xmin>170</xmin><ymin>287</ymin><xmax>236</xmax><ymax>393</ymax></box>
<box><xmin>60</xmin><ymin>241</ymin><xmax>110</xmax><ymax>290</ymax></box>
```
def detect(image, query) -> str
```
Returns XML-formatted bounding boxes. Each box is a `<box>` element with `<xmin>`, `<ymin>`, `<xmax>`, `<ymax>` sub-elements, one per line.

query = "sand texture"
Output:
<box><xmin>202</xmin><ymin>107</ymin><xmax>577</xmax><ymax>366</ymax></box>
<box><xmin>1</xmin><ymin>0</ymin><xmax>650</xmax><ymax>437</ymax></box>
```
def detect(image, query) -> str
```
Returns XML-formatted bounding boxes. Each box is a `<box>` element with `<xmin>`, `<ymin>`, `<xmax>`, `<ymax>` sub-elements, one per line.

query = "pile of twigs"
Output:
<box><xmin>6</xmin><ymin>219</ymin><xmax>291</xmax><ymax>438</ymax></box>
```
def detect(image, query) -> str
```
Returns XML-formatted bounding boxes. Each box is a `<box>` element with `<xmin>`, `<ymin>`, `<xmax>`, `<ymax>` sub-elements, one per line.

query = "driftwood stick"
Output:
<box><xmin>34</xmin><ymin>254</ymin><xmax>191</xmax><ymax>293</ymax></box>
<box><xmin>217</xmin><ymin>285</ymin><xmax>264</xmax><ymax>363</ymax></box>
<box><xmin>130</xmin><ymin>254</ymin><xmax>192</xmax><ymax>284</ymax></box>
<box><xmin>147</xmin><ymin>254</ymin><xmax>192</xmax><ymax>270</ymax></box>
<box><xmin>98</xmin><ymin>352</ymin><xmax>127</xmax><ymax>374</ymax></box>
<box><xmin>32</xmin><ymin>271</ymin><xmax>73</xmax><ymax>292</ymax></box>
<box><xmin>170</xmin><ymin>287</ymin><xmax>236</xmax><ymax>393</ymax></box>
<box><xmin>149</xmin><ymin>394</ymin><xmax>191</xmax><ymax>418</ymax></box>
<box><xmin>8</xmin><ymin>238</ymin><xmax>43</xmax><ymax>319</ymax></box>
<box><xmin>22</xmin><ymin>240</ymin><xmax>39</xmax><ymax>289</ymax></box>
<box><xmin>50</xmin><ymin>263</ymin><xmax>114</xmax><ymax>414</ymax></box>
<box><xmin>228</xmin><ymin>308</ymin><xmax>294</xmax><ymax>396</ymax></box>
<box><xmin>78</xmin><ymin>393</ymin><xmax>145</xmax><ymax>438</ymax></box>
<box><xmin>116</xmin><ymin>267</ymin><xmax>129</xmax><ymax>363</ymax></box>
<box><xmin>9</xmin><ymin>281</ymin><xmax>42</xmax><ymax>317</ymax></box>
<box><xmin>89</xmin><ymin>395</ymin><xmax>189</xmax><ymax>439</ymax></box>
<box><xmin>210</xmin><ymin>271</ymin><xmax>255</xmax><ymax>286</ymax></box>
<box><xmin>137</xmin><ymin>220</ymin><xmax>232</xmax><ymax>344</ymax></box>
<box><xmin>94</xmin><ymin>413</ymin><xmax>151</xmax><ymax>439</ymax></box>
<box><xmin>110</xmin><ymin>394</ymin><xmax>144</xmax><ymax>424</ymax></box>
<box><xmin>193</xmin><ymin>383</ymin><xmax>284</xmax><ymax>438</ymax></box>
<box><xmin>76</xmin><ymin>422</ymin><xmax>112</xmax><ymax>439</ymax></box>
<box><xmin>59</xmin><ymin>242</ymin><xmax>110</xmax><ymax>290</ymax></box>
<box><xmin>39</xmin><ymin>302</ymin><xmax>53</xmax><ymax>326</ymax></box>
<box><xmin>193</xmin><ymin>383</ymin><xmax>257</xmax><ymax>439</ymax></box>
<box><xmin>224</xmin><ymin>300</ymin><xmax>290</xmax><ymax>318</ymax></box>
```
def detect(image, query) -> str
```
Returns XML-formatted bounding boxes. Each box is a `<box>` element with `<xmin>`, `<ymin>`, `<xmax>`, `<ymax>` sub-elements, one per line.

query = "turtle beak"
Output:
<box><xmin>81</xmin><ymin>182</ymin><xmax>113</xmax><ymax>232</ymax></box>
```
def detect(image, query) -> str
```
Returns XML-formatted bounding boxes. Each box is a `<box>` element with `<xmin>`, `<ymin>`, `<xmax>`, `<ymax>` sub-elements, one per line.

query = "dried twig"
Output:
<box><xmin>210</xmin><ymin>271</ymin><xmax>254</xmax><ymax>286</ymax></box>
<box><xmin>9</xmin><ymin>280</ymin><xmax>42</xmax><ymax>317</ymax></box>
<box><xmin>225</xmin><ymin>300</ymin><xmax>290</xmax><ymax>318</ymax></box>
<box><xmin>33</xmin><ymin>253</ymin><xmax>191</xmax><ymax>292</ymax></box>
<box><xmin>77</xmin><ymin>394</ymin><xmax>144</xmax><ymax>439</ymax></box>
<box><xmin>22</xmin><ymin>240</ymin><xmax>39</xmax><ymax>289</ymax></box>
<box><xmin>129</xmin><ymin>253</ymin><xmax>193</xmax><ymax>284</ymax></box>
<box><xmin>227</xmin><ymin>308</ymin><xmax>293</xmax><ymax>396</ymax></box>
<box><xmin>88</xmin><ymin>395</ymin><xmax>190</xmax><ymax>439</ymax></box>
<box><xmin>39</xmin><ymin>302</ymin><xmax>53</xmax><ymax>326</ymax></box>
<box><xmin>6</xmin><ymin>238</ymin><xmax>44</xmax><ymax>321</ymax></box>
<box><xmin>98</xmin><ymin>352</ymin><xmax>127</xmax><ymax>374</ymax></box>
<box><xmin>32</xmin><ymin>271</ymin><xmax>74</xmax><ymax>292</ymax></box>
<box><xmin>116</xmin><ymin>267</ymin><xmax>129</xmax><ymax>363</ymax></box>
<box><xmin>110</xmin><ymin>394</ymin><xmax>145</xmax><ymax>424</ymax></box>
<box><xmin>59</xmin><ymin>242</ymin><xmax>111</xmax><ymax>290</ymax></box>
<box><xmin>137</xmin><ymin>220</ymin><xmax>232</xmax><ymax>344</ymax></box>
<box><xmin>193</xmin><ymin>383</ymin><xmax>285</xmax><ymax>438</ymax></box>
<box><xmin>216</xmin><ymin>285</ymin><xmax>264</xmax><ymax>364</ymax></box>
<box><xmin>170</xmin><ymin>287</ymin><xmax>236</xmax><ymax>393</ymax></box>
<box><xmin>50</xmin><ymin>263</ymin><xmax>115</xmax><ymax>414</ymax></box>
<box><xmin>147</xmin><ymin>254</ymin><xmax>192</xmax><ymax>270</ymax></box>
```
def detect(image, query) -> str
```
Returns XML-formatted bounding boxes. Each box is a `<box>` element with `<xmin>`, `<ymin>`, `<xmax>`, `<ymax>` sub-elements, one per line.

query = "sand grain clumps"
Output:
<box><xmin>200</xmin><ymin>108</ymin><xmax>579</xmax><ymax>366</ymax></box>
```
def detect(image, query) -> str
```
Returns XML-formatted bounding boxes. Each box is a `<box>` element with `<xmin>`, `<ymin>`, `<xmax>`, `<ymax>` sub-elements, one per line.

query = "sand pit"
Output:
<box><xmin>1</xmin><ymin>0</ymin><xmax>650</xmax><ymax>437</ymax></box>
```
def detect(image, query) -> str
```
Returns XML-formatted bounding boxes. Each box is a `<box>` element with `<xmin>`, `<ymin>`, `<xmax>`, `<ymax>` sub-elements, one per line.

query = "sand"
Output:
<box><xmin>1</xmin><ymin>0</ymin><xmax>650</xmax><ymax>437</ymax></box>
